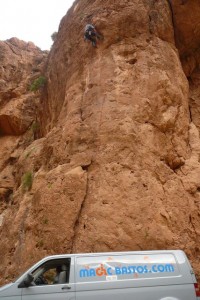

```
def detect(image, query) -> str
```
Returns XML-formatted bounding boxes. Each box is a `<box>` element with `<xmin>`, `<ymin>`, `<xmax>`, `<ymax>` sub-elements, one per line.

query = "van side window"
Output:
<box><xmin>31</xmin><ymin>258</ymin><xmax>70</xmax><ymax>285</ymax></box>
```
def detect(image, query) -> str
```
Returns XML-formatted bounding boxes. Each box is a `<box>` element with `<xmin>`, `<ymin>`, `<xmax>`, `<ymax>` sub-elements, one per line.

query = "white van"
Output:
<box><xmin>0</xmin><ymin>250</ymin><xmax>199</xmax><ymax>300</ymax></box>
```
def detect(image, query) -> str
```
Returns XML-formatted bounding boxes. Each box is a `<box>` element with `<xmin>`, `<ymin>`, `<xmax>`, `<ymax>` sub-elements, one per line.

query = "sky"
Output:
<box><xmin>0</xmin><ymin>0</ymin><xmax>75</xmax><ymax>50</ymax></box>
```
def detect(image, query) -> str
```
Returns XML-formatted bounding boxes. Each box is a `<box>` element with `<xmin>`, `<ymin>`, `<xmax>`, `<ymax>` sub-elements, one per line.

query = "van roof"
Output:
<box><xmin>41</xmin><ymin>249</ymin><xmax>186</xmax><ymax>263</ymax></box>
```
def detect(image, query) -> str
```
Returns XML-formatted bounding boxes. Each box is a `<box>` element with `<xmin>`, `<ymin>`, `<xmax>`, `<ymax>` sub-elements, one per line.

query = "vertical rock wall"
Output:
<box><xmin>0</xmin><ymin>0</ymin><xmax>200</xmax><ymax>284</ymax></box>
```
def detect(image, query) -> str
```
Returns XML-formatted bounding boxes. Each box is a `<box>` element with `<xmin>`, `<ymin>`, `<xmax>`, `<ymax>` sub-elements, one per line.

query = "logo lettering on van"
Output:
<box><xmin>80</xmin><ymin>264</ymin><xmax>107</xmax><ymax>278</ymax></box>
<box><xmin>79</xmin><ymin>263</ymin><xmax>175</xmax><ymax>278</ymax></box>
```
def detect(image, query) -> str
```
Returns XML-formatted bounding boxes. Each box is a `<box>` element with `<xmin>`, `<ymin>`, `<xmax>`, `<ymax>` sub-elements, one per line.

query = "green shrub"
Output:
<box><xmin>30</xmin><ymin>76</ymin><xmax>46</xmax><ymax>92</ymax></box>
<box><xmin>51</xmin><ymin>31</ymin><xmax>58</xmax><ymax>42</ymax></box>
<box><xmin>22</xmin><ymin>172</ymin><xmax>33</xmax><ymax>191</ymax></box>
<box><xmin>36</xmin><ymin>239</ymin><xmax>44</xmax><ymax>248</ymax></box>
<box><xmin>48</xmin><ymin>183</ymin><xmax>52</xmax><ymax>189</ymax></box>
<box><xmin>43</xmin><ymin>218</ymin><xmax>49</xmax><ymax>225</ymax></box>
<box><xmin>31</xmin><ymin>121</ymin><xmax>40</xmax><ymax>134</ymax></box>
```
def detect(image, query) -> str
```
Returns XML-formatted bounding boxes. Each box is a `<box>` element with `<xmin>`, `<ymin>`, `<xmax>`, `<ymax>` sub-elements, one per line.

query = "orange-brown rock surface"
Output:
<box><xmin>1</xmin><ymin>0</ymin><xmax>200</xmax><ymax>285</ymax></box>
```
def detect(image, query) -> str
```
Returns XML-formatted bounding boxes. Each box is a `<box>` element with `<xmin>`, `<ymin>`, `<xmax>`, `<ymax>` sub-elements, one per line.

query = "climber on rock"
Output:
<box><xmin>84</xmin><ymin>24</ymin><xmax>101</xmax><ymax>48</ymax></box>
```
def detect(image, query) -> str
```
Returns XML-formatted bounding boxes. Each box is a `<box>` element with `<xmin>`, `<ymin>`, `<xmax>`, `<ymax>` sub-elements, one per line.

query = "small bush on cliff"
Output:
<box><xmin>30</xmin><ymin>76</ymin><xmax>46</xmax><ymax>92</ymax></box>
<box><xmin>51</xmin><ymin>31</ymin><xmax>58</xmax><ymax>42</ymax></box>
<box><xmin>22</xmin><ymin>171</ymin><xmax>33</xmax><ymax>192</ymax></box>
<box><xmin>31</xmin><ymin>121</ymin><xmax>39</xmax><ymax>132</ymax></box>
<box><xmin>31</xmin><ymin>121</ymin><xmax>40</xmax><ymax>139</ymax></box>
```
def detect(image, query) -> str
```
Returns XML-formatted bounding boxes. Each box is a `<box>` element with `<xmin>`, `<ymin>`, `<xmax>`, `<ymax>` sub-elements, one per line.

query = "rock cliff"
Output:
<box><xmin>0</xmin><ymin>0</ymin><xmax>200</xmax><ymax>284</ymax></box>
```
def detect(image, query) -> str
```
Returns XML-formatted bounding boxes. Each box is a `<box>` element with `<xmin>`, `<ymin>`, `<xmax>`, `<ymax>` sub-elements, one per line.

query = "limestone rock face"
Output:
<box><xmin>1</xmin><ymin>0</ymin><xmax>200</xmax><ymax>285</ymax></box>
<box><xmin>169</xmin><ymin>0</ymin><xmax>200</xmax><ymax>76</ymax></box>
<box><xmin>0</xmin><ymin>38</ymin><xmax>47</xmax><ymax>135</ymax></box>
<box><xmin>0</xmin><ymin>38</ymin><xmax>48</xmax><ymax>277</ymax></box>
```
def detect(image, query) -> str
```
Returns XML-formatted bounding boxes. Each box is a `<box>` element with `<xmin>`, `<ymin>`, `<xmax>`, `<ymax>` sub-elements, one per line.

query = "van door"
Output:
<box><xmin>21</xmin><ymin>257</ymin><xmax>75</xmax><ymax>300</ymax></box>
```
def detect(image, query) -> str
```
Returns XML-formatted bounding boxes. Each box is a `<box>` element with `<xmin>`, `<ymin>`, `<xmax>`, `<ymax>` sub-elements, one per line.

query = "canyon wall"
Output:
<box><xmin>0</xmin><ymin>0</ymin><xmax>200</xmax><ymax>284</ymax></box>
